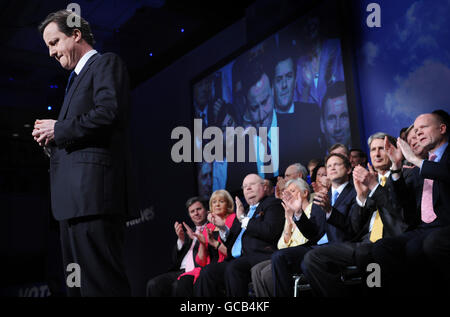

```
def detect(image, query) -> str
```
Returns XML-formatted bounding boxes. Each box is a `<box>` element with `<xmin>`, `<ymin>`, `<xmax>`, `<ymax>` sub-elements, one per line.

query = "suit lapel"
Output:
<box><xmin>333</xmin><ymin>183</ymin><xmax>350</xmax><ymax>209</ymax></box>
<box><xmin>432</xmin><ymin>145</ymin><xmax>449</xmax><ymax>208</ymax></box>
<box><xmin>58</xmin><ymin>53</ymin><xmax>100</xmax><ymax>121</ymax></box>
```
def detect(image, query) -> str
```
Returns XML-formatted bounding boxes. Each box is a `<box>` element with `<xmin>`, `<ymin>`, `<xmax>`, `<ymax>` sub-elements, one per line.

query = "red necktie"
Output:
<box><xmin>421</xmin><ymin>153</ymin><xmax>437</xmax><ymax>223</ymax></box>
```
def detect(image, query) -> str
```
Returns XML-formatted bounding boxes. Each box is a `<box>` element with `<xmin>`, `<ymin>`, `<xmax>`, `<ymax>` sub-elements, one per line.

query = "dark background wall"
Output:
<box><xmin>1</xmin><ymin>0</ymin><xmax>449</xmax><ymax>296</ymax></box>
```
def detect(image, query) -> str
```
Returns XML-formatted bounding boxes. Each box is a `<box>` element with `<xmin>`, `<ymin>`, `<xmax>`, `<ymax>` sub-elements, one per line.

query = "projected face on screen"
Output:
<box><xmin>274</xmin><ymin>57</ymin><xmax>295</xmax><ymax>112</ymax></box>
<box><xmin>193</xmin><ymin>77</ymin><xmax>212</xmax><ymax>112</ymax></box>
<box><xmin>245</xmin><ymin>73</ymin><xmax>274</xmax><ymax>129</ymax></box>
<box><xmin>191</xmin><ymin>1</ymin><xmax>355</xmax><ymax>196</ymax></box>
<box><xmin>321</xmin><ymin>92</ymin><xmax>350</xmax><ymax>149</ymax></box>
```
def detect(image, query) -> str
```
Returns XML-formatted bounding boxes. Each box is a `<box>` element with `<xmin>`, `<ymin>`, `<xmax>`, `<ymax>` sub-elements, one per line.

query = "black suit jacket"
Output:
<box><xmin>392</xmin><ymin>166</ymin><xmax>423</xmax><ymax>229</ymax></box>
<box><xmin>170</xmin><ymin>235</ymin><xmax>201</xmax><ymax>272</ymax></box>
<box><xmin>295</xmin><ymin>182</ymin><xmax>356</xmax><ymax>245</ymax></box>
<box><xmin>329</xmin><ymin>177</ymin><xmax>408</xmax><ymax>242</ymax></box>
<box><xmin>277</xmin><ymin>101</ymin><xmax>323</xmax><ymax>170</ymax></box>
<box><xmin>392</xmin><ymin>144</ymin><xmax>450</xmax><ymax>228</ymax></box>
<box><xmin>224</xmin><ymin>195</ymin><xmax>284</xmax><ymax>258</ymax></box>
<box><xmin>49</xmin><ymin>52</ymin><xmax>135</xmax><ymax>220</ymax></box>
<box><xmin>420</xmin><ymin>144</ymin><xmax>450</xmax><ymax>226</ymax></box>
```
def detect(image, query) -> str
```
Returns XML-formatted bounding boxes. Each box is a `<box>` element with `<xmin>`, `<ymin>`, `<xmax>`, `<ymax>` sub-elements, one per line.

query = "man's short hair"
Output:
<box><xmin>329</xmin><ymin>143</ymin><xmax>350</xmax><ymax>157</ymax></box>
<box><xmin>404</xmin><ymin>124</ymin><xmax>415</xmax><ymax>140</ymax></box>
<box><xmin>38</xmin><ymin>9</ymin><xmax>96</xmax><ymax>47</ymax></box>
<box><xmin>321</xmin><ymin>81</ymin><xmax>346</xmax><ymax>117</ymax></box>
<box><xmin>185</xmin><ymin>196</ymin><xmax>206</xmax><ymax>210</ymax></box>
<box><xmin>290</xmin><ymin>163</ymin><xmax>308</xmax><ymax>180</ymax></box>
<box><xmin>367</xmin><ymin>132</ymin><xmax>396</xmax><ymax>148</ymax></box>
<box><xmin>432</xmin><ymin>109</ymin><xmax>450</xmax><ymax>138</ymax></box>
<box><xmin>350</xmin><ymin>148</ymin><xmax>368</xmax><ymax>161</ymax></box>
<box><xmin>325</xmin><ymin>152</ymin><xmax>351</xmax><ymax>170</ymax></box>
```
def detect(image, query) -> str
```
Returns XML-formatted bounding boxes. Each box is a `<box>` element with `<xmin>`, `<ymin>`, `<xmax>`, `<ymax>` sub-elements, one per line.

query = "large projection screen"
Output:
<box><xmin>192</xmin><ymin>0</ymin><xmax>357</xmax><ymax>198</ymax></box>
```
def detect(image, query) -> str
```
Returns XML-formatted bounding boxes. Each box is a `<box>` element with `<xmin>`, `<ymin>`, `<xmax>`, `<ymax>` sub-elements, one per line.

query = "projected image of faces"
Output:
<box><xmin>320</xmin><ymin>81</ymin><xmax>351</xmax><ymax>150</ymax></box>
<box><xmin>192</xmin><ymin>2</ymin><xmax>354</xmax><ymax>196</ymax></box>
<box><xmin>273</xmin><ymin>57</ymin><xmax>296</xmax><ymax>113</ymax></box>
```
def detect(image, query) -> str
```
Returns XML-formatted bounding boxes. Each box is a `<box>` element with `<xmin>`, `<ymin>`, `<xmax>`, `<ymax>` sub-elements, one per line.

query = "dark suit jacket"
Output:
<box><xmin>49</xmin><ymin>52</ymin><xmax>135</xmax><ymax>220</ymax></box>
<box><xmin>277</xmin><ymin>101</ymin><xmax>323</xmax><ymax>170</ymax></box>
<box><xmin>392</xmin><ymin>167</ymin><xmax>423</xmax><ymax>229</ymax></box>
<box><xmin>420</xmin><ymin>144</ymin><xmax>450</xmax><ymax>226</ymax></box>
<box><xmin>392</xmin><ymin>144</ymin><xmax>450</xmax><ymax>228</ymax></box>
<box><xmin>170</xmin><ymin>236</ymin><xmax>200</xmax><ymax>272</ymax></box>
<box><xmin>224</xmin><ymin>195</ymin><xmax>284</xmax><ymax>258</ymax></box>
<box><xmin>295</xmin><ymin>182</ymin><xmax>356</xmax><ymax>245</ymax></box>
<box><xmin>329</xmin><ymin>177</ymin><xmax>408</xmax><ymax>242</ymax></box>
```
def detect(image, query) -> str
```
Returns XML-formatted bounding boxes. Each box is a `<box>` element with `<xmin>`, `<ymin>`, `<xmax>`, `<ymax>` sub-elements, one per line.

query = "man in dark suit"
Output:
<box><xmin>301</xmin><ymin>133</ymin><xmax>408</xmax><ymax>296</ymax></box>
<box><xmin>32</xmin><ymin>10</ymin><xmax>134</xmax><ymax>296</ymax></box>
<box><xmin>146</xmin><ymin>197</ymin><xmax>208</xmax><ymax>296</ymax></box>
<box><xmin>194</xmin><ymin>173</ymin><xmax>284</xmax><ymax>297</ymax></box>
<box><xmin>371</xmin><ymin>112</ymin><xmax>449</xmax><ymax>295</ymax></box>
<box><xmin>271</xmin><ymin>49</ymin><xmax>323</xmax><ymax>174</ymax></box>
<box><xmin>271</xmin><ymin>153</ymin><xmax>356</xmax><ymax>296</ymax></box>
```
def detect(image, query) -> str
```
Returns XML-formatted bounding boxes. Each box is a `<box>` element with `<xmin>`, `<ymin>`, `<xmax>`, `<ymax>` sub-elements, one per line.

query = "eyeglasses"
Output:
<box><xmin>241</xmin><ymin>181</ymin><xmax>264</xmax><ymax>190</ymax></box>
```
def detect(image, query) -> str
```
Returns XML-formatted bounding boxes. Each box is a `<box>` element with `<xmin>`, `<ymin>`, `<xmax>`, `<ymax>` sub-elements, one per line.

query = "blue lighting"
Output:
<box><xmin>181</xmin><ymin>28</ymin><xmax>184</xmax><ymax>33</ymax></box>
<box><xmin>149</xmin><ymin>52</ymin><xmax>153</xmax><ymax>56</ymax></box>
<box><xmin>48</xmin><ymin>106</ymin><xmax>52</xmax><ymax>110</ymax></box>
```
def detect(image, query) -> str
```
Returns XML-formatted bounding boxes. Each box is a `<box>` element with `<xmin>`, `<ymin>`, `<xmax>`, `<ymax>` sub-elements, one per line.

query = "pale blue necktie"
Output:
<box><xmin>317</xmin><ymin>190</ymin><xmax>338</xmax><ymax>245</ymax></box>
<box><xmin>231</xmin><ymin>205</ymin><xmax>257</xmax><ymax>258</ymax></box>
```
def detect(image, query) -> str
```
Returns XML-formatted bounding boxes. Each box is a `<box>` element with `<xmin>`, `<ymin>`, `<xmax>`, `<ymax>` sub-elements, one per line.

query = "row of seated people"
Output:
<box><xmin>147</xmin><ymin>110</ymin><xmax>450</xmax><ymax>297</ymax></box>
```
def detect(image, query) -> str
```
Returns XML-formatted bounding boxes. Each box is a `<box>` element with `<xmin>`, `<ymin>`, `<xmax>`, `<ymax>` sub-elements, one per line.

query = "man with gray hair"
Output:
<box><xmin>251</xmin><ymin>177</ymin><xmax>312</xmax><ymax>297</ymax></box>
<box><xmin>272</xmin><ymin>153</ymin><xmax>356</xmax><ymax>296</ymax></box>
<box><xmin>275</xmin><ymin>163</ymin><xmax>308</xmax><ymax>198</ymax></box>
<box><xmin>301</xmin><ymin>132</ymin><xmax>408</xmax><ymax>296</ymax></box>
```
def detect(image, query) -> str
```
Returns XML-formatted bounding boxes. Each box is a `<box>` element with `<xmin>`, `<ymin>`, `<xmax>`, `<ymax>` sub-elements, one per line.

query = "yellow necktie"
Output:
<box><xmin>369</xmin><ymin>176</ymin><xmax>386</xmax><ymax>242</ymax></box>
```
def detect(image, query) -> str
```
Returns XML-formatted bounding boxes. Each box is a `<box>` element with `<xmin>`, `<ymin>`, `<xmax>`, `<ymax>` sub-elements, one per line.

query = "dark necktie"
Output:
<box><xmin>65</xmin><ymin>70</ymin><xmax>77</xmax><ymax>95</ymax></box>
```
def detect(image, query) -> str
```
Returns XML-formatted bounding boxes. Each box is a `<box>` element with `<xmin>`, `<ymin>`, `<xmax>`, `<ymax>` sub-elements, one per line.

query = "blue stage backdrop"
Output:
<box><xmin>351</xmin><ymin>0</ymin><xmax>450</xmax><ymax>150</ymax></box>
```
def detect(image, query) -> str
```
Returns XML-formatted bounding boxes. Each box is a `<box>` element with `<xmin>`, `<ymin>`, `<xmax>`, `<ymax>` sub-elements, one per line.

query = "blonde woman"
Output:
<box><xmin>175</xmin><ymin>189</ymin><xmax>235</xmax><ymax>296</ymax></box>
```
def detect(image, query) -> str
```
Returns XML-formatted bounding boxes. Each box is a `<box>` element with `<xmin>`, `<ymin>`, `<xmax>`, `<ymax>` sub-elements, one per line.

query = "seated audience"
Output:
<box><xmin>174</xmin><ymin>190</ymin><xmax>235</xmax><ymax>296</ymax></box>
<box><xmin>251</xmin><ymin>178</ymin><xmax>312</xmax><ymax>297</ymax></box>
<box><xmin>371</xmin><ymin>112</ymin><xmax>449</xmax><ymax>296</ymax></box>
<box><xmin>275</xmin><ymin>163</ymin><xmax>308</xmax><ymax>198</ymax></box>
<box><xmin>301</xmin><ymin>132</ymin><xmax>408</xmax><ymax>296</ymax></box>
<box><xmin>307</xmin><ymin>158</ymin><xmax>322</xmax><ymax>184</ymax></box>
<box><xmin>146</xmin><ymin>197</ymin><xmax>208</xmax><ymax>296</ymax></box>
<box><xmin>194</xmin><ymin>174</ymin><xmax>284</xmax><ymax>297</ymax></box>
<box><xmin>271</xmin><ymin>153</ymin><xmax>355</xmax><ymax>296</ymax></box>
<box><xmin>349</xmin><ymin>148</ymin><xmax>368</xmax><ymax>170</ymax></box>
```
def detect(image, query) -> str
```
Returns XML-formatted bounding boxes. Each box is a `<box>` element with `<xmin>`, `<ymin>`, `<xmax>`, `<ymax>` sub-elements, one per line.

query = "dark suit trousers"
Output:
<box><xmin>271</xmin><ymin>245</ymin><xmax>313</xmax><ymax>297</ymax></box>
<box><xmin>301</xmin><ymin>242</ymin><xmax>371</xmax><ymax>297</ymax></box>
<box><xmin>194</xmin><ymin>253</ymin><xmax>271</xmax><ymax>297</ymax></box>
<box><xmin>59</xmin><ymin>215</ymin><xmax>130</xmax><ymax>297</ymax></box>
<box><xmin>423</xmin><ymin>226</ymin><xmax>450</xmax><ymax>294</ymax></box>
<box><xmin>371</xmin><ymin>226</ymin><xmax>438</xmax><ymax>295</ymax></box>
<box><xmin>146</xmin><ymin>270</ymin><xmax>183</xmax><ymax>297</ymax></box>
